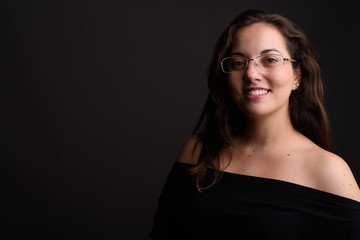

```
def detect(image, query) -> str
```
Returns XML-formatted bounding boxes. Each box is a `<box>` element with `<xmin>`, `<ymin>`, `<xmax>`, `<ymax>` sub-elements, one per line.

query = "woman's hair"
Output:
<box><xmin>189</xmin><ymin>9</ymin><xmax>330</xmax><ymax>191</ymax></box>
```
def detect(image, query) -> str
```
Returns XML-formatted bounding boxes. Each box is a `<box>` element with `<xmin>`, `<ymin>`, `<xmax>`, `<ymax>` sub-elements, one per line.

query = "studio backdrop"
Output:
<box><xmin>3</xmin><ymin>0</ymin><xmax>360</xmax><ymax>239</ymax></box>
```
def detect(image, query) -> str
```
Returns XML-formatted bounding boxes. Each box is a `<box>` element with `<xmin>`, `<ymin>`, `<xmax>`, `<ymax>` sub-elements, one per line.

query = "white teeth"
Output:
<box><xmin>246</xmin><ymin>89</ymin><xmax>269</xmax><ymax>96</ymax></box>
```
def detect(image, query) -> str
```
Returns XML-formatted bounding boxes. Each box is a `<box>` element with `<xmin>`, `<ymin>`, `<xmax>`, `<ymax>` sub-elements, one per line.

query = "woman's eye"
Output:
<box><xmin>265</xmin><ymin>57</ymin><xmax>278</xmax><ymax>63</ymax></box>
<box><xmin>261</xmin><ymin>55</ymin><xmax>281</xmax><ymax>65</ymax></box>
<box><xmin>231</xmin><ymin>59</ymin><xmax>246</xmax><ymax>68</ymax></box>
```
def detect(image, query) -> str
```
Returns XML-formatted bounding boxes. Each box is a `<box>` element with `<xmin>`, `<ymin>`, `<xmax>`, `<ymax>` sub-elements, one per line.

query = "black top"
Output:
<box><xmin>151</xmin><ymin>162</ymin><xmax>360</xmax><ymax>240</ymax></box>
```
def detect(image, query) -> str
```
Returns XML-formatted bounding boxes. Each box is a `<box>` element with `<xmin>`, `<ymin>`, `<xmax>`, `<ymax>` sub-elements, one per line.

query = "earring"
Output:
<box><xmin>292</xmin><ymin>83</ymin><xmax>299</xmax><ymax>89</ymax></box>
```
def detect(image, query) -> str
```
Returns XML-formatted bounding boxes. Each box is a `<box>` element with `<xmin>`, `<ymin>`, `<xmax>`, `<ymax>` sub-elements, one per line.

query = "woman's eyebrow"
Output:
<box><xmin>230</xmin><ymin>48</ymin><xmax>283</xmax><ymax>57</ymax></box>
<box><xmin>260</xmin><ymin>48</ymin><xmax>282</xmax><ymax>55</ymax></box>
<box><xmin>230</xmin><ymin>52</ymin><xmax>245</xmax><ymax>57</ymax></box>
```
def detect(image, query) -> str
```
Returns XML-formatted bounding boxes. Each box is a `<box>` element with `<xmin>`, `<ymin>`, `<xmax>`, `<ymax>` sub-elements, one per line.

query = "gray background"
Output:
<box><xmin>3</xmin><ymin>0</ymin><xmax>360</xmax><ymax>238</ymax></box>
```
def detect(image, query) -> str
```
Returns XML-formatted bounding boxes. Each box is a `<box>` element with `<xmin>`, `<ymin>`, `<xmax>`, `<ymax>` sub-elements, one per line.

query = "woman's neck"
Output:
<box><xmin>236</xmin><ymin>113</ymin><xmax>297</xmax><ymax>148</ymax></box>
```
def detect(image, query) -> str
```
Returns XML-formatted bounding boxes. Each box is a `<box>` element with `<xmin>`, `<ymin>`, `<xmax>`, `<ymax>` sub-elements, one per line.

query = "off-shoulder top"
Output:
<box><xmin>150</xmin><ymin>162</ymin><xmax>360</xmax><ymax>239</ymax></box>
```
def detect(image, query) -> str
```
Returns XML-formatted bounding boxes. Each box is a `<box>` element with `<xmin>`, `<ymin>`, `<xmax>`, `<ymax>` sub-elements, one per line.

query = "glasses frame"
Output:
<box><xmin>220</xmin><ymin>54</ymin><xmax>297</xmax><ymax>73</ymax></box>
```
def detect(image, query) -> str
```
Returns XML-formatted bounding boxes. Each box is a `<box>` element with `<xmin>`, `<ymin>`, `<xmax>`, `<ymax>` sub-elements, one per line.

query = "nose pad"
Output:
<box><xmin>246</xmin><ymin>59</ymin><xmax>260</xmax><ymax>72</ymax></box>
<box><xmin>250</xmin><ymin>59</ymin><xmax>258</xmax><ymax>67</ymax></box>
<box><xmin>244</xmin><ymin>58</ymin><xmax>262</xmax><ymax>82</ymax></box>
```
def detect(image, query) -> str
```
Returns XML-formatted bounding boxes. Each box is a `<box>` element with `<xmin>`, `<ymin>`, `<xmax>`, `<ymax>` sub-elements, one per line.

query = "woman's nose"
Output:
<box><xmin>244</xmin><ymin>59</ymin><xmax>261</xmax><ymax>81</ymax></box>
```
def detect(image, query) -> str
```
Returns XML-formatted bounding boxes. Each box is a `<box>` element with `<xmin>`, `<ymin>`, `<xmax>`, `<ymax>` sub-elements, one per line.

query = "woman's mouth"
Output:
<box><xmin>244</xmin><ymin>89</ymin><xmax>270</xmax><ymax>96</ymax></box>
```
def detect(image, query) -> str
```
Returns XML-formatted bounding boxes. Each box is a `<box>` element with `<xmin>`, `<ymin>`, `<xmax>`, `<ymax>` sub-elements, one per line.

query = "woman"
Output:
<box><xmin>151</xmin><ymin>9</ymin><xmax>360</xmax><ymax>239</ymax></box>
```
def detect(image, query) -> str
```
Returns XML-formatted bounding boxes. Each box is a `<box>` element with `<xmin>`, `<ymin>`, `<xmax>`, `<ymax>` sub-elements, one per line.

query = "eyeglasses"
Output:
<box><xmin>220</xmin><ymin>54</ymin><xmax>297</xmax><ymax>73</ymax></box>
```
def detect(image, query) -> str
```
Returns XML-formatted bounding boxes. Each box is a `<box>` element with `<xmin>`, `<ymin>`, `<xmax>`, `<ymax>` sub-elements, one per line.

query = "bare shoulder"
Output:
<box><xmin>175</xmin><ymin>134</ymin><xmax>202</xmax><ymax>165</ymax></box>
<box><xmin>309</xmin><ymin>148</ymin><xmax>360</xmax><ymax>202</ymax></box>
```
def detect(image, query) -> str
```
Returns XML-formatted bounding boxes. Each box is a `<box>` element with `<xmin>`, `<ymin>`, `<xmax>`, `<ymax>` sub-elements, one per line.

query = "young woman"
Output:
<box><xmin>151</xmin><ymin>9</ymin><xmax>360</xmax><ymax>239</ymax></box>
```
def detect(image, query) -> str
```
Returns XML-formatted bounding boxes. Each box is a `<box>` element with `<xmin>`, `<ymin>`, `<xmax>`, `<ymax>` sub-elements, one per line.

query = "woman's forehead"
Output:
<box><xmin>231</xmin><ymin>23</ymin><xmax>288</xmax><ymax>56</ymax></box>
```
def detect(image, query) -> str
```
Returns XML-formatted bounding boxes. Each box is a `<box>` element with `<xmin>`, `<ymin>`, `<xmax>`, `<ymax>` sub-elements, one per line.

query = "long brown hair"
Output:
<box><xmin>189</xmin><ymin>9</ymin><xmax>330</xmax><ymax>191</ymax></box>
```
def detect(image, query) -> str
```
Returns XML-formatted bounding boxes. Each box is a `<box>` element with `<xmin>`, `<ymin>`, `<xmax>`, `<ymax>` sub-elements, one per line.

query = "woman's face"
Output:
<box><xmin>227</xmin><ymin>23</ymin><xmax>300</xmax><ymax>119</ymax></box>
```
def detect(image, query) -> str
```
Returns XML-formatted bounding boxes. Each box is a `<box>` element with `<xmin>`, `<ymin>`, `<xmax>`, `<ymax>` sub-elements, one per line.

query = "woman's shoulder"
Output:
<box><xmin>175</xmin><ymin>134</ymin><xmax>201</xmax><ymax>165</ymax></box>
<box><xmin>305</xmin><ymin>145</ymin><xmax>360</xmax><ymax>202</ymax></box>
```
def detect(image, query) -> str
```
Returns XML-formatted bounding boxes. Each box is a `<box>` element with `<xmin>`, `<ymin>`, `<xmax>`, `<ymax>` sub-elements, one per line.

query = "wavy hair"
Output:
<box><xmin>189</xmin><ymin>9</ymin><xmax>330</xmax><ymax>191</ymax></box>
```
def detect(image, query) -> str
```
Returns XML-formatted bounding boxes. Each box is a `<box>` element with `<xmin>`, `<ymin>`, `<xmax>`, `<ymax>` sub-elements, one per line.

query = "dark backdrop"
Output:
<box><xmin>2</xmin><ymin>0</ymin><xmax>360</xmax><ymax>239</ymax></box>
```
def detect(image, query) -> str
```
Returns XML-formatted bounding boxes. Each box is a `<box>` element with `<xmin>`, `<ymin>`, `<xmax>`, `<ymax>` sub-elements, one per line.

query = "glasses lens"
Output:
<box><xmin>221</xmin><ymin>54</ymin><xmax>286</xmax><ymax>73</ymax></box>
<box><xmin>222</xmin><ymin>57</ymin><xmax>247</xmax><ymax>72</ymax></box>
<box><xmin>258</xmin><ymin>54</ymin><xmax>283</xmax><ymax>68</ymax></box>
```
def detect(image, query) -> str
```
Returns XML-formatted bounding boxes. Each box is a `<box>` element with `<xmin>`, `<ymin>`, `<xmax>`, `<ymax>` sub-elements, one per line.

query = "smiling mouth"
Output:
<box><xmin>244</xmin><ymin>89</ymin><xmax>270</xmax><ymax>96</ymax></box>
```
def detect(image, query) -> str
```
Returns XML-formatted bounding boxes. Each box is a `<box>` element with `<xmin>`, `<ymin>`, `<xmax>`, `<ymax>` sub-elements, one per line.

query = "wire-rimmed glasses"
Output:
<box><xmin>220</xmin><ymin>54</ymin><xmax>297</xmax><ymax>73</ymax></box>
